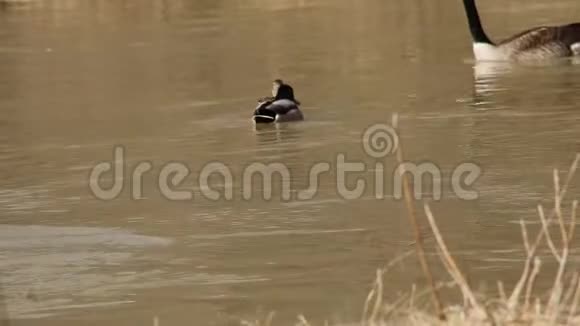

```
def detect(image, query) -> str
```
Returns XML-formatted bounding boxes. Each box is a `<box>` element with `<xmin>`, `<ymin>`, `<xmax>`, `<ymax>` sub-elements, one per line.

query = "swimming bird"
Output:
<box><xmin>252</xmin><ymin>80</ymin><xmax>304</xmax><ymax>124</ymax></box>
<box><xmin>463</xmin><ymin>0</ymin><xmax>580</xmax><ymax>61</ymax></box>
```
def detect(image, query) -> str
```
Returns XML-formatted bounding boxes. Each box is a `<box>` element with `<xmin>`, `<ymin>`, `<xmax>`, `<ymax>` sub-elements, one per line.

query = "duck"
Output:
<box><xmin>463</xmin><ymin>0</ymin><xmax>580</xmax><ymax>61</ymax></box>
<box><xmin>252</xmin><ymin>79</ymin><xmax>304</xmax><ymax>124</ymax></box>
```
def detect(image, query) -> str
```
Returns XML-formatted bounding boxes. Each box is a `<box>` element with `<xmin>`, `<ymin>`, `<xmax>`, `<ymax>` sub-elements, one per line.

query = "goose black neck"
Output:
<box><xmin>463</xmin><ymin>0</ymin><xmax>493</xmax><ymax>44</ymax></box>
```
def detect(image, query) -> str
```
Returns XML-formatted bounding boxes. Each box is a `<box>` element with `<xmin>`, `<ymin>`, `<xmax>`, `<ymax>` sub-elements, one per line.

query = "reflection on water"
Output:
<box><xmin>253</xmin><ymin>123</ymin><xmax>304</xmax><ymax>147</ymax></box>
<box><xmin>1</xmin><ymin>0</ymin><xmax>580</xmax><ymax>325</ymax></box>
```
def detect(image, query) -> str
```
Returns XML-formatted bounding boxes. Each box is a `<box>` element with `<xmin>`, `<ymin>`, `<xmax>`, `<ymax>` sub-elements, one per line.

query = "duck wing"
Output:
<box><xmin>263</xmin><ymin>99</ymin><xmax>298</xmax><ymax>115</ymax></box>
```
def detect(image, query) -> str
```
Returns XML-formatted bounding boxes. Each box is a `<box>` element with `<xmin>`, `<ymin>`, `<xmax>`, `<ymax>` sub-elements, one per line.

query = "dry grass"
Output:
<box><xmin>357</xmin><ymin>153</ymin><xmax>580</xmax><ymax>326</ymax></box>
<box><xmin>240</xmin><ymin>153</ymin><xmax>580</xmax><ymax>326</ymax></box>
<box><xmin>239</xmin><ymin>109</ymin><xmax>580</xmax><ymax>326</ymax></box>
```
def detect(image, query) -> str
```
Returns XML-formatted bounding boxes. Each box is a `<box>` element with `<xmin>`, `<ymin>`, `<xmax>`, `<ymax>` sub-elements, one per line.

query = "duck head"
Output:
<box><xmin>273</xmin><ymin>80</ymin><xmax>299</xmax><ymax>104</ymax></box>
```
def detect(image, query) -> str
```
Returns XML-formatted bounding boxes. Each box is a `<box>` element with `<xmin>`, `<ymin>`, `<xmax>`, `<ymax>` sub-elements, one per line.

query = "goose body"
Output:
<box><xmin>463</xmin><ymin>0</ymin><xmax>580</xmax><ymax>61</ymax></box>
<box><xmin>252</xmin><ymin>80</ymin><xmax>304</xmax><ymax>124</ymax></box>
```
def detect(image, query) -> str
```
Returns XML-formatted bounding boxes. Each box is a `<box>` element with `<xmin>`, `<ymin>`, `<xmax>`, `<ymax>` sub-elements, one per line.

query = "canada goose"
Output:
<box><xmin>463</xmin><ymin>0</ymin><xmax>580</xmax><ymax>61</ymax></box>
<box><xmin>252</xmin><ymin>80</ymin><xmax>304</xmax><ymax>124</ymax></box>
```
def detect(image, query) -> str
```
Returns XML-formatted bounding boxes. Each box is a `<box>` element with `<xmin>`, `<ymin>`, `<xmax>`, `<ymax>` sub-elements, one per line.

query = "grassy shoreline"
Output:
<box><xmin>242</xmin><ymin>116</ymin><xmax>580</xmax><ymax>325</ymax></box>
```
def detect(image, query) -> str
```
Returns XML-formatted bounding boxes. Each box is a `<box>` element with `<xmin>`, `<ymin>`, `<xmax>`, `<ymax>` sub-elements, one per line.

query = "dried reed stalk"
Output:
<box><xmin>391</xmin><ymin>113</ymin><xmax>446</xmax><ymax>321</ymax></box>
<box><xmin>423</xmin><ymin>203</ymin><xmax>488</xmax><ymax>320</ymax></box>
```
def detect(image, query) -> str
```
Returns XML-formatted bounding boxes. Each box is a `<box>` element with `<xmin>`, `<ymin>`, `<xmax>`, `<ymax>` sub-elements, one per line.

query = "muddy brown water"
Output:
<box><xmin>1</xmin><ymin>0</ymin><xmax>580</xmax><ymax>325</ymax></box>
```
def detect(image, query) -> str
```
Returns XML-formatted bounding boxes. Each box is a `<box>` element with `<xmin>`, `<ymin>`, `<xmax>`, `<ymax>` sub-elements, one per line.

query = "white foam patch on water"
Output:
<box><xmin>0</xmin><ymin>225</ymin><xmax>172</xmax><ymax>249</ymax></box>
<box><xmin>0</xmin><ymin>225</ymin><xmax>173</xmax><ymax>319</ymax></box>
<box><xmin>23</xmin><ymin>300</ymin><xmax>136</xmax><ymax>319</ymax></box>
<box><xmin>189</xmin><ymin>228</ymin><xmax>367</xmax><ymax>240</ymax></box>
<box><xmin>282</xmin><ymin>198</ymin><xmax>346</xmax><ymax>208</ymax></box>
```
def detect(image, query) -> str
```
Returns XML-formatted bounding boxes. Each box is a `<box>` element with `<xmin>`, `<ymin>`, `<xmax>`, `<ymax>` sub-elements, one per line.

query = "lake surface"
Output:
<box><xmin>1</xmin><ymin>0</ymin><xmax>580</xmax><ymax>325</ymax></box>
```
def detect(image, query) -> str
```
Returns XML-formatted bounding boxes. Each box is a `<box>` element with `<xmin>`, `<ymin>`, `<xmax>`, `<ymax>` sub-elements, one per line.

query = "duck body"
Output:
<box><xmin>252</xmin><ymin>80</ymin><xmax>304</xmax><ymax>124</ymax></box>
<box><xmin>253</xmin><ymin>99</ymin><xmax>303</xmax><ymax>123</ymax></box>
<box><xmin>464</xmin><ymin>0</ymin><xmax>580</xmax><ymax>62</ymax></box>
